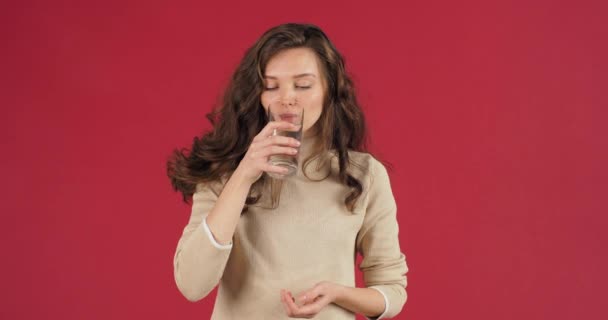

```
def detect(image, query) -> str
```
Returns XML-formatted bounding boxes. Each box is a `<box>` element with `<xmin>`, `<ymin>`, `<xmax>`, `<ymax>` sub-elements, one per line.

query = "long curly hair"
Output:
<box><xmin>167</xmin><ymin>22</ymin><xmax>375</xmax><ymax>213</ymax></box>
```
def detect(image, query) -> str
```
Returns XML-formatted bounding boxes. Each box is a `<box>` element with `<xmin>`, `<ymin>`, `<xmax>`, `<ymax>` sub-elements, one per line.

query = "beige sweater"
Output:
<box><xmin>173</xmin><ymin>133</ymin><xmax>409</xmax><ymax>319</ymax></box>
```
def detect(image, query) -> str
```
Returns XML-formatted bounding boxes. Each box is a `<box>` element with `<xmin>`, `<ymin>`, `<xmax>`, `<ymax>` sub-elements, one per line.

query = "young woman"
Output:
<box><xmin>167</xmin><ymin>23</ymin><xmax>409</xmax><ymax>319</ymax></box>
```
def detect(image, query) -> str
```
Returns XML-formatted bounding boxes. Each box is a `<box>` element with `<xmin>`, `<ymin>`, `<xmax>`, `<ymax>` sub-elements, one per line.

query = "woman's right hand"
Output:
<box><xmin>234</xmin><ymin>121</ymin><xmax>301</xmax><ymax>185</ymax></box>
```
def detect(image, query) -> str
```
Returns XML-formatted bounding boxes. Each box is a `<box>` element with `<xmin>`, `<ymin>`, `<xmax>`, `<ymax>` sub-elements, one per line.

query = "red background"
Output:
<box><xmin>2</xmin><ymin>0</ymin><xmax>607</xmax><ymax>319</ymax></box>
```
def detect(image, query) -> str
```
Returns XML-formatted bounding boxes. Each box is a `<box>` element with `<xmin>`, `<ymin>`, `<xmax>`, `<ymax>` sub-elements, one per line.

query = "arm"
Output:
<box><xmin>279</xmin><ymin>159</ymin><xmax>408</xmax><ymax>319</ymax></box>
<box><xmin>173</xmin><ymin>168</ymin><xmax>252</xmax><ymax>302</ymax></box>
<box><xmin>333</xmin><ymin>285</ymin><xmax>388</xmax><ymax>319</ymax></box>
<box><xmin>354</xmin><ymin>158</ymin><xmax>409</xmax><ymax>319</ymax></box>
<box><xmin>282</xmin><ymin>281</ymin><xmax>387</xmax><ymax>319</ymax></box>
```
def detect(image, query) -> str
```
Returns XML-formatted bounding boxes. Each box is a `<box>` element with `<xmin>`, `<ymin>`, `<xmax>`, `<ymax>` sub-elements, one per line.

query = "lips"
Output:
<box><xmin>279</xmin><ymin>113</ymin><xmax>298</xmax><ymax>121</ymax></box>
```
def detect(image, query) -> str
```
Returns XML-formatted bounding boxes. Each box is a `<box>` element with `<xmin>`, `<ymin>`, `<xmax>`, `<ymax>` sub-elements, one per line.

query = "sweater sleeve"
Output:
<box><xmin>173</xmin><ymin>181</ymin><xmax>233</xmax><ymax>302</ymax></box>
<box><xmin>356</xmin><ymin>158</ymin><xmax>409</xmax><ymax>319</ymax></box>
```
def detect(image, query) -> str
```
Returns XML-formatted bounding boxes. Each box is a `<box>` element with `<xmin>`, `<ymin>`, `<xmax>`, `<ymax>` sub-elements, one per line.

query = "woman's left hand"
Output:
<box><xmin>280</xmin><ymin>281</ymin><xmax>343</xmax><ymax>318</ymax></box>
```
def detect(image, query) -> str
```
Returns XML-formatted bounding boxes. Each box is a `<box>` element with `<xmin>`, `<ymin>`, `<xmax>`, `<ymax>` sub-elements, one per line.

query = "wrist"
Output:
<box><xmin>331</xmin><ymin>282</ymin><xmax>347</xmax><ymax>303</ymax></box>
<box><xmin>231</xmin><ymin>166</ymin><xmax>255</xmax><ymax>188</ymax></box>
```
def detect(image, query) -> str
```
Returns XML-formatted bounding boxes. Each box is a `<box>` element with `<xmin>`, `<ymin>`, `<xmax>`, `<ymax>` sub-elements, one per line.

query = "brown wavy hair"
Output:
<box><xmin>167</xmin><ymin>22</ymin><xmax>377</xmax><ymax>213</ymax></box>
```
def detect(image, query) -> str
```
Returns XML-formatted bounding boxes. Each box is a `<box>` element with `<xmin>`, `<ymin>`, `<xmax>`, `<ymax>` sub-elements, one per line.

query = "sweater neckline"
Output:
<box><xmin>299</xmin><ymin>129</ymin><xmax>321</xmax><ymax>160</ymax></box>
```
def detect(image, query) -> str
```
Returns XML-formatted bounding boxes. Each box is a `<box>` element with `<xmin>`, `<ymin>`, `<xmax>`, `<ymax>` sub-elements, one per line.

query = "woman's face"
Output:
<box><xmin>260</xmin><ymin>47</ymin><xmax>326</xmax><ymax>135</ymax></box>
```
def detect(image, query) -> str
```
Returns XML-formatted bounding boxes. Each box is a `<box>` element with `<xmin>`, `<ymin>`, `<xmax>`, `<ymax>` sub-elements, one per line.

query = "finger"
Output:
<box><xmin>257</xmin><ymin>145</ymin><xmax>298</xmax><ymax>158</ymax></box>
<box><xmin>284</xmin><ymin>290</ymin><xmax>301</xmax><ymax>317</ymax></box>
<box><xmin>295</xmin><ymin>294</ymin><xmax>332</xmax><ymax>316</ymax></box>
<box><xmin>256</xmin><ymin>135</ymin><xmax>301</xmax><ymax>149</ymax></box>
<box><xmin>260</xmin><ymin>163</ymin><xmax>289</xmax><ymax>175</ymax></box>
<box><xmin>294</xmin><ymin>291</ymin><xmax>312</xmax><ymax>307</ymax></box>
<box><xmin>294</xmin><ymin>292</ymin><xmax>308</xmax><ymax>307</ymax></box>
<box><xmin>246</xmin><ymin>145</ymin><xmax>297</xmax><ymax>164</ymax></box>
<box><xmin>285</xmin><ymin>291</ymin><xmax>299</xmax><ymax>312</ymax></box>
<box><xmin>295</xmin><ymin>287</ymin><xmax>322</xmax><ymax>306</ymax></box>
<box><xmin>253</xmin><ymin>121</ymin><xmax>298</xmax><ymax>142</ymax></box>
<box><xmin>286</xmin><ymin>290</ymin><xmax>324</xmax><ymax>318</ymax></box>
<box><xmin>280</xmin><ymin>290</ymin><xmax>292</xmax><ymax>316</ymax></box>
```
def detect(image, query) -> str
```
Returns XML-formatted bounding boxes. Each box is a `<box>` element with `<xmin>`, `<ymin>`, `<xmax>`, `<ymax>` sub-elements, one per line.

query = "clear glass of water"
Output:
<box><xmin>266</xmin><ymin>102</ymin><xmax>304</xmax><ymax>179</ymax></box>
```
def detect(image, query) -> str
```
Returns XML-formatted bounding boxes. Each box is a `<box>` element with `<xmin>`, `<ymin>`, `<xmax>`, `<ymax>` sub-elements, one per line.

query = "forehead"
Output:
<box><xmin>264</xmin><ymin>47</ymin><xmax>320</xmax><ymax>78</ymax></box>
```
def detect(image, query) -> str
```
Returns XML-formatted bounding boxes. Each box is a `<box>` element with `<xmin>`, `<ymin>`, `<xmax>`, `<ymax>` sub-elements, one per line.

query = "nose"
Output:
<box><xmin>279</xmin><ymin>89</ymin><xmax>298</xmax><ymax>107</ymax></box>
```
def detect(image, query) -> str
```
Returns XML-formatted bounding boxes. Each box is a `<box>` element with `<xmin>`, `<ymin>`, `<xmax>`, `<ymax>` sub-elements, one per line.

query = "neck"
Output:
<box><xmin>297</xmin><ymin>126</ymin><xmax>332</xmax><ymax>177</ymax></box>
<box><xmin>302</xmin><ymin>124</ymin><xmax>320</xmax><ymax>139</ymax></box>
<box><xmin>299</xmin><ymin>124</ymin><xmax>322</xmax><ymax>156</ymax></box>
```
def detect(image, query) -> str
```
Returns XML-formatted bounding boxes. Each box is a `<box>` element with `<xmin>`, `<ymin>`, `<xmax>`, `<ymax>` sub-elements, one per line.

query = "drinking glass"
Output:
<box><xmin>266</xmin><ymin>102</ymin><xmax>304</xmax><ymax>179</ymax></box>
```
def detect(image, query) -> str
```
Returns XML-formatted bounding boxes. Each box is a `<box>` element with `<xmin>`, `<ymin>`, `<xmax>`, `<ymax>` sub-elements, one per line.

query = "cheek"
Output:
<box><xmin>260</xmin><ymin>92</ymin><xmax>272</xmax><ymax>108</ymax></box>
<box><xmin>302</xmin><ymin>89</ymin><xmax>324</xmax><ymax>128</ymax></box>
<box><xmin>260</xmin><ymin>92</ymin><xmax>279</xmax><ymax>116</ymax></box>
<box><xmin>307</xmin><ymin>89</ymin><xmax>323</xmax><ymax>106</ymax></box>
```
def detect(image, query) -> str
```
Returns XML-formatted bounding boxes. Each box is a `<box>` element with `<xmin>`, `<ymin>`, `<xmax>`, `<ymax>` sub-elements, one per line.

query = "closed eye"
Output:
<box><xmin>263</xmin><ymin>86</ymin><xmax>311</xmax><ymax>91</ymax></box>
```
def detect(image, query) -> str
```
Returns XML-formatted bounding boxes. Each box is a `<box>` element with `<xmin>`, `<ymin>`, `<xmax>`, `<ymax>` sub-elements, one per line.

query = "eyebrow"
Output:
<box><xmin>263</xmin><ymin>73</ymin><xmax>317</xmax><ymax>79</ymax></box>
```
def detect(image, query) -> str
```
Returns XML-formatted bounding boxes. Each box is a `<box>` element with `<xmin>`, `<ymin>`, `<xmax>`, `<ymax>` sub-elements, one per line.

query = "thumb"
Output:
<box><xmin>294</xmin><ymin>292</ymin><xmax>308</xmax><ymax>307</ymax></box>
<box><xmin>295</xmin><ymin>288</ymin><xmax>322</xmax><ymax>306</ymax></box>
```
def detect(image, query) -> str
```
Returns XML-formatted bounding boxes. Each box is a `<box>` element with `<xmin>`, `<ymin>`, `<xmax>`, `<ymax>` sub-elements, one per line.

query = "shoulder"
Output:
<box><xmin>326</xmin><ymin>149</ymin><xmax>390</xmax><ymax>188</ymax></box>
<box><xmin>194</xmin><ymin>175</ymin><xmax>230</xmax><ymax>197</ymax></box>
<box><xmin>340</xmin><ymin>150</ymin><xmax>394</xmax><ymax>212</ymax></box>
<box><xmin>345</xmin><ymin>150</ymin><xmax>389</xmax><ymax>180</ymax></box>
